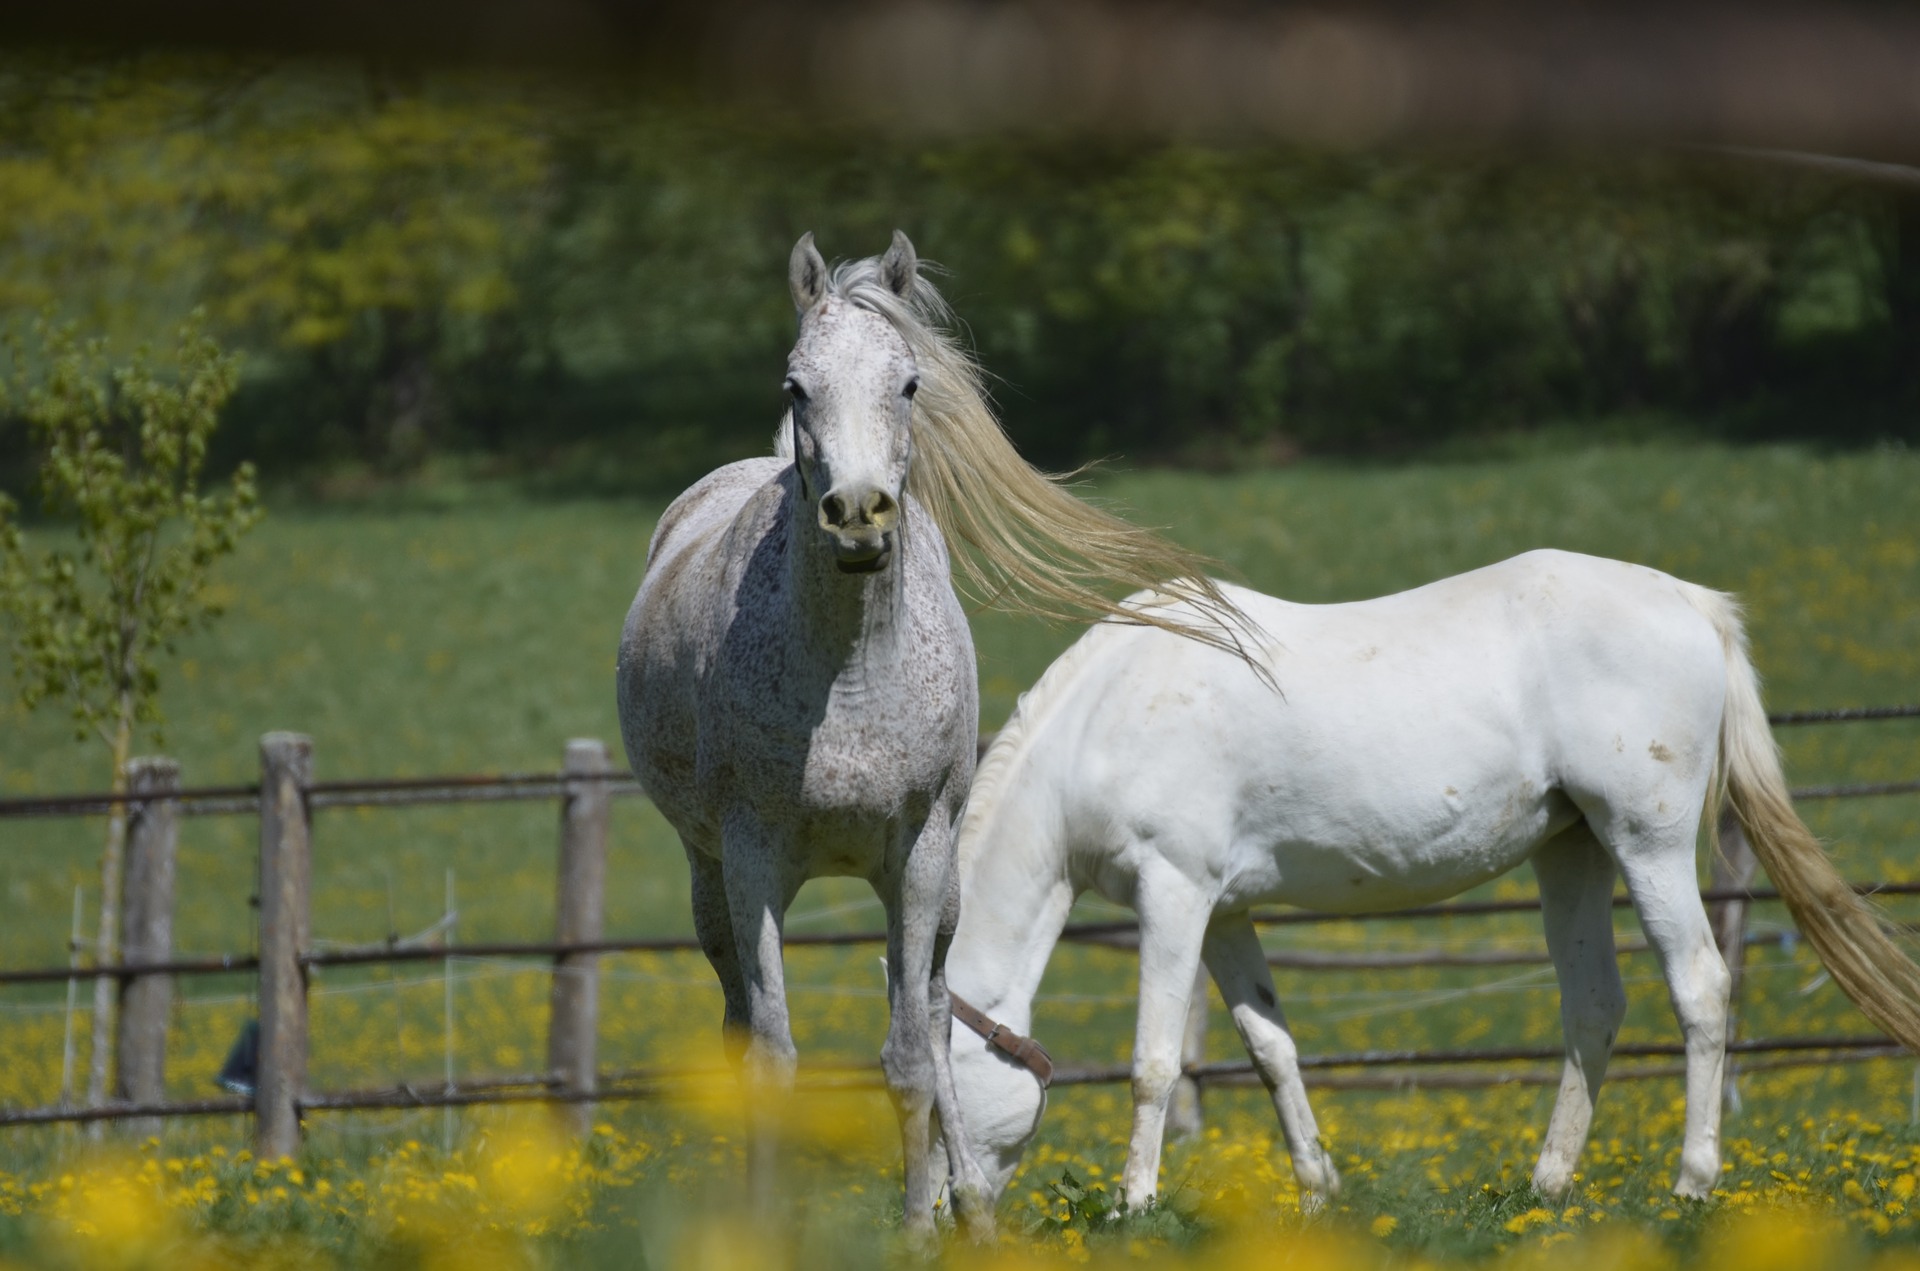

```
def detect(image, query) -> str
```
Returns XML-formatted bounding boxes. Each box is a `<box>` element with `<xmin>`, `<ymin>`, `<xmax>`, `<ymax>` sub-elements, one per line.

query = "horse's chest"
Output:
<box><xmin>797</xmin><ymin>709</ymin><xmax>940</xmax><ymax>808</ymax></box>
<box><xmin>705</xmin><ymin>659</ymin><xmax>964</xmax><ymax>819</ymax></box>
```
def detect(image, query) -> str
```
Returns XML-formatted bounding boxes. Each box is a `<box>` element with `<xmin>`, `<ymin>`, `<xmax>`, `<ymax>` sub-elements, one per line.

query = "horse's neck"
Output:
<box><xmin>947</xmin><ymin>764</ymin><xmax>1076</xmax><ymax>1036</ymax></box>
<box><xmin>780</xmin><ymin>494</ymin><xmax>909</xmax><ymax>663</ymax></box>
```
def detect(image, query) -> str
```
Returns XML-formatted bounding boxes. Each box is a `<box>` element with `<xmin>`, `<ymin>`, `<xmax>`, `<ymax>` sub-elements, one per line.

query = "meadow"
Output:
<box><xmin>0</xmin><ymin>439</ymin><xmax>1916</xmax><ymax>1267</ymax></box>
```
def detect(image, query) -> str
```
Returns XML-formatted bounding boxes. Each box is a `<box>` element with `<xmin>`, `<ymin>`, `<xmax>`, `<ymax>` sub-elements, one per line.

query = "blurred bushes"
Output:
<box><xmin>1</xmin><ymin>55</ymin><xmax>1916</xmax><ymax>493</ymax></box>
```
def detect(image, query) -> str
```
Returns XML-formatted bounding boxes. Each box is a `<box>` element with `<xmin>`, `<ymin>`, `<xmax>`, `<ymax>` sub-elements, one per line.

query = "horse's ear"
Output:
<box><xmin>880</xmin><ymin>229</ymin><xmax>918</xmax><ymax>297</ymax></box>
<box><xmin>790</xmin><ymin>232</ymin><xmax>827</xmax><ymax>313</ymax></box>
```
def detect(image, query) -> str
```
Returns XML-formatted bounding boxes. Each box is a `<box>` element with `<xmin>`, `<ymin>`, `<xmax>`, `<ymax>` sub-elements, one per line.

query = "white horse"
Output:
<box><xmin>617</xmin><ymin>232</ymin><xmax>1244</xmax><ymax>1240</ymax></box>
<box><xmin>941</xmin><ymin>550</ymin><xmax>1920</xmax><ymax>1211</ymax></box>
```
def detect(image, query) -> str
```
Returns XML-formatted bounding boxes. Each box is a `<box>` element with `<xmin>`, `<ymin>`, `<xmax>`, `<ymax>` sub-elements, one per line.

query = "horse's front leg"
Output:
<box><xmin>922</xmin><ymin>816</ymin><xmax>996</xmax><ymax>1240</ymax></box>
<box><xmin>685</xmin><ymin>840</ymin><xmax>751</xmax><ymax>1062</ymax></box>
<box><xmin>882</xmin><ymin>814</ymin><xmax>993</xmax><ymax>1245</ymax></box>
<box><xmin>1122</xmin><ymin>864</ymin><xmax>1213</xmax><ymax>1209</ymax></box>
<box><xmin>722</xmin><ymin>810</ymin><xmax>804</xmax><ymax>1214</ymax></box>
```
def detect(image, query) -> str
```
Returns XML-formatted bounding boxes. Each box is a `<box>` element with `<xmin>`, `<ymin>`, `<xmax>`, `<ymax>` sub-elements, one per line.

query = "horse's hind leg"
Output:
<box><xmin>1590</xmin><ymin>806</ymin><xmax>1731</xmax><ymax>1199</ymax></box>
<box><xmin>1121</xmin><ymin>865</ymin><xmax>1213</xmax><ymax>1208</ymax></box>
<box><xmin>1529</xmin><ymin>821</ymin><xmax>1626</xmax><ymax>1198</ymax></box>
<box><xmin>1201</xmin><ymin>914</ymin><xmax>1340</xmax><ymax>1207</ymax></box>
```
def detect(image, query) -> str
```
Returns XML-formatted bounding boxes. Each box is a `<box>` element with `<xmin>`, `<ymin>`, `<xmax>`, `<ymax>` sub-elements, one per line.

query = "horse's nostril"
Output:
<box><xmin>821</xmin><ymin>488</ymin><xmax>897</xmax><ymax>532</ymax></box>
<box><xmin>863</xmin><ymin>490</ymin><xmax>899</xmax><ymax>527</ymax></box>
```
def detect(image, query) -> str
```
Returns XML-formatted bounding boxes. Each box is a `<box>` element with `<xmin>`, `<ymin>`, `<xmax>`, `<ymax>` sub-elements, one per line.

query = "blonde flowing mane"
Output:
<box><xmin>781</xmin><ymin>251</ymin><xmax>1260</xmax><ymax>662</ymax></box>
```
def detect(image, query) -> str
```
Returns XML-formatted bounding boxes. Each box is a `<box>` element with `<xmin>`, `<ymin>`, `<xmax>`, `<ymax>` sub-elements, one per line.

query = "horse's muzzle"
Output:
<box><xmin>820</xmin><ymin>485</ymin><xmax>899</xmax><ymax>573</ymax></box>
<box><xmin>831</xmin><ymin>532</ymin><xmax>894</xmax><ymax>573</ymax></box>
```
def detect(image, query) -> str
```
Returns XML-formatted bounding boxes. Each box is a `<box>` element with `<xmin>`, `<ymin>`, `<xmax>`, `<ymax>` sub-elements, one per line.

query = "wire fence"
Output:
<box><xmin>3</xmin><ymin>881</ymin><xmax>1914</xmax><ymax>991</ymax></box>
<box><xmin>2</xmin><ymin>704</ymin><xmax>1913</xmax><ymax>821</ymax></box>
<box><xmin>0</xmin><ymin>704</ymin><xmax>1913</xmax><ymax>1137</ymax></box>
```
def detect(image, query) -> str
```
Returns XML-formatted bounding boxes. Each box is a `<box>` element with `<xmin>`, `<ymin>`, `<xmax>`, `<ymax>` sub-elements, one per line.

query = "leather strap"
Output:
<box><xmin>950</xmin><ymin>992</ymin><xmax>1055</xmax><ymax>1088</ymax></box>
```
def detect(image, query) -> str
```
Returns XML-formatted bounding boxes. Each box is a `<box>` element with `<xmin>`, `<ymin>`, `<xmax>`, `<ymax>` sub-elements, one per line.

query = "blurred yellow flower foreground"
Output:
<box><xmin>3</xmin><ymin>1079</ymin><xmax>1920</xmax><ymax>1270</ymax></box>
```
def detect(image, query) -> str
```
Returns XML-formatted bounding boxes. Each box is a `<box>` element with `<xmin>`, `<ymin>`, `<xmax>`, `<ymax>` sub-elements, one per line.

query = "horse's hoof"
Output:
<box><xmin>951</xmin><ymin>1183</ymin><xmax>996</xmax><ymax>1244</ymax></box>
<box><xmin>1296</xmin><ymin>1152</ymin><xmax>1341</xmax><ymax>1207</ymax></box>
<box><xmin>1532</xmin><ymin>1168</ymin><xmax>1574</xmax><ymax>1200</ymax></box>
<box><xmin>1672</xmin><ymin>1173</ymin><xmax>1716</xmax><ymax>1201</ymax></box>
<box><xmin>1673</xmin><ymin>1151</ymin><xmax>1719</xmax><ymax>1200</ymax></box>
<box><xmin>903</xmin><ymin>1216</ymin><xmax>940</xmax><ymax>1258</ymax></box>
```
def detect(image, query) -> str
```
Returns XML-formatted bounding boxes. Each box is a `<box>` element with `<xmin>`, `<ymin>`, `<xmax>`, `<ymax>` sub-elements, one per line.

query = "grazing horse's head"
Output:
<box><xmin>784</xmin><ymin>230</ymin><xmax>922</xmax><ymax>574</ymax></box>
<box><xmin>943</xmin><ymin>1029</ymin><xmax>1048</xmax><ymax>1201</ymax></box>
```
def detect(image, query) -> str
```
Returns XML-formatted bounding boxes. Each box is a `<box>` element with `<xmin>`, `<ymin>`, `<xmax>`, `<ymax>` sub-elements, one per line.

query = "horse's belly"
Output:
<box><xmin>1221</xmin><ymin>789</ymin><xmax>1580</xmax><ymax>914</ymax></box>
<box><xmin>789</xmin><ymin>810</ymin><xmax>905</xmax><ymax>877</ymax></box>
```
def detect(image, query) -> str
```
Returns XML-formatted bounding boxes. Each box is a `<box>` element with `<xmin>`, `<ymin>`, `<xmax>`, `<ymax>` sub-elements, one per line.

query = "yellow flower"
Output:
<box><xmin>46</xmin><ymin>1154</ymin><xmax>182</xmax><ymax>1269</ymax></box>
<box><xmin>1505</xmin><ymin>1207</ymin><xmax>1556</xmax><ymax>1234</ymax></box>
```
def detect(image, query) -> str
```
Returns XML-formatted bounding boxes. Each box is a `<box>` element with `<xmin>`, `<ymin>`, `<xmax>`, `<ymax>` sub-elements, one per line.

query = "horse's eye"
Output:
<box><xmin>903</xmin><ymin>377</ymin><xmax>920</xmax><ymax>401</ymax></box>
<box><xmin>784</xmin><ymin>377</ymin><xmax>809</xmax><ymax>403</ymax></box>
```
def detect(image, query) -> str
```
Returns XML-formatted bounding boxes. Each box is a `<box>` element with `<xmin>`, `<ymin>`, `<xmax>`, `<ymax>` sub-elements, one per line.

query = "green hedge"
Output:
<box><xmin>2</xmin><ymin>57</ymin><xmax>1915</xmax><ymax>490</ymax></box>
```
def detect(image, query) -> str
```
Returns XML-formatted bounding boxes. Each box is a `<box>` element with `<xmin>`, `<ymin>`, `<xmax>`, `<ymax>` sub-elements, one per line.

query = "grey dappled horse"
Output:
<box><xmin>616</xmin><ymin>232</ymin><xmax>1245</xmax><ymax>1241</ymax></box>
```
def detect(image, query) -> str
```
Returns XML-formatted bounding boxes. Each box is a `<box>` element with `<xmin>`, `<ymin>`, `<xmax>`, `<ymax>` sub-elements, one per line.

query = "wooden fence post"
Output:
<box><xmin>116</xmin><ymin>757</ymin><xmax>180</xmax><ymax>1136</ymax></box>
<box><xmin>1709</xmin><ymin>805</ymin><xmax>1758</xmax><ymax>1108</ymax></box>
<box><xmin>548</xmin><ymin>739</ymin><xmax>611</xmax><ymax>1137</ymax></box>
<box><xmin>256</xmin><ymin>733</ymin><xmax>312</xmax><ymax>1160</ymax></box>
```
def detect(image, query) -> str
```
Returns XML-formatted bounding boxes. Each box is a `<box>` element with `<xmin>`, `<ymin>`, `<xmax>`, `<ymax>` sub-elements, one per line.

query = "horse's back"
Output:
<box><xmin>1080</xmin><ymin>548</ymin><xmax>1722</xmax><ymax>753</ymax></box>
<box><xmin>999</xmin><ymin>550</ymin><xmax>1729</xmax><ymax>911</ymax></box>
<box><xmin>1187</xmin><ymin>549</ymin><xmax>1725</xmax><ymax>755</ymax></box>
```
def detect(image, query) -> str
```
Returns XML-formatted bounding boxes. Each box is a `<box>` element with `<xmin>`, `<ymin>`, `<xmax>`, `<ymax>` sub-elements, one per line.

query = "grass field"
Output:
<box><xmin>0</xmin><ymin>439</ymin><xmax>1917</xmax><ymax>1267</ymax></box>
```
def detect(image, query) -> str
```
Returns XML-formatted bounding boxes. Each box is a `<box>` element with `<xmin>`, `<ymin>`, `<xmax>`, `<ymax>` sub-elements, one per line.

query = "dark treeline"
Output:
<box><xmin>2</xmin><ymin>57</ymin><xmax>1916</xmax><ymax>494</ymax></box>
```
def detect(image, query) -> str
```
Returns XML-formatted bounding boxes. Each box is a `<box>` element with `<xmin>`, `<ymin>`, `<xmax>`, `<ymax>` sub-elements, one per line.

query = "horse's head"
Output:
<box><xmin>784</xmin><ymin>231</ymin><xmax>921</xmax><ymax>574</ymax></box>
<box><xmin>940</xmin><ymin>1020</ymin><xmax>1049</xmax><ymax>1202</ymax></box>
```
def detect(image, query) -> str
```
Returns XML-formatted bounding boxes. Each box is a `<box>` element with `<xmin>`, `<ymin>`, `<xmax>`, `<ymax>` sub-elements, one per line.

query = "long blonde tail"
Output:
<box><xmin>1692</xmin><ymin>587</ymin><xmax>1920</xmax><ymax>1050</ymax></box>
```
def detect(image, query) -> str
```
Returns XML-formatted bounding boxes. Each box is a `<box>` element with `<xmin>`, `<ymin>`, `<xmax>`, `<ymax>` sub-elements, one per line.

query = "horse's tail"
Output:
<box><xmin>1688</xmin><ymin>585</ymin><xmax>1920</xmax><ymax>1051</ymax></box>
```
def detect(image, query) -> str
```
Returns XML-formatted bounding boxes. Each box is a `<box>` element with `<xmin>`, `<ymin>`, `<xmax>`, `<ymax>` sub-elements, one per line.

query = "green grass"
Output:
<box><xmin>0</xmin><ymin>439</ymin><xmax>1917</xmax><ymax>1263</ymax></box>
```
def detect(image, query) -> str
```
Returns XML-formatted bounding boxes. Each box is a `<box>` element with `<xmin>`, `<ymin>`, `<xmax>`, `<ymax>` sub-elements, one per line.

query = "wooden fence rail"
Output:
<box><xmin>1</xmin><ymin>883</ymin><xmax>1910</xmax><ymax>990</ymax></box>
<box><xmin>0</xmin><ymin>704</ymin><xmax>1912</xmax><ymax>1148</ymax></box>
<box><xmin>1</xmin><ymin>700</ymin><xmax>1914</xmax><ymax>821</ymax></box>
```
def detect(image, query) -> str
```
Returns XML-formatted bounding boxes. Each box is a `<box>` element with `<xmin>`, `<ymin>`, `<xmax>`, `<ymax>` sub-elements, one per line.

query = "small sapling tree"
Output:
<box><xmin>0</xmin><ymin>314</ymin><xmax>261</xmax><ymax>1114</ymax></box>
